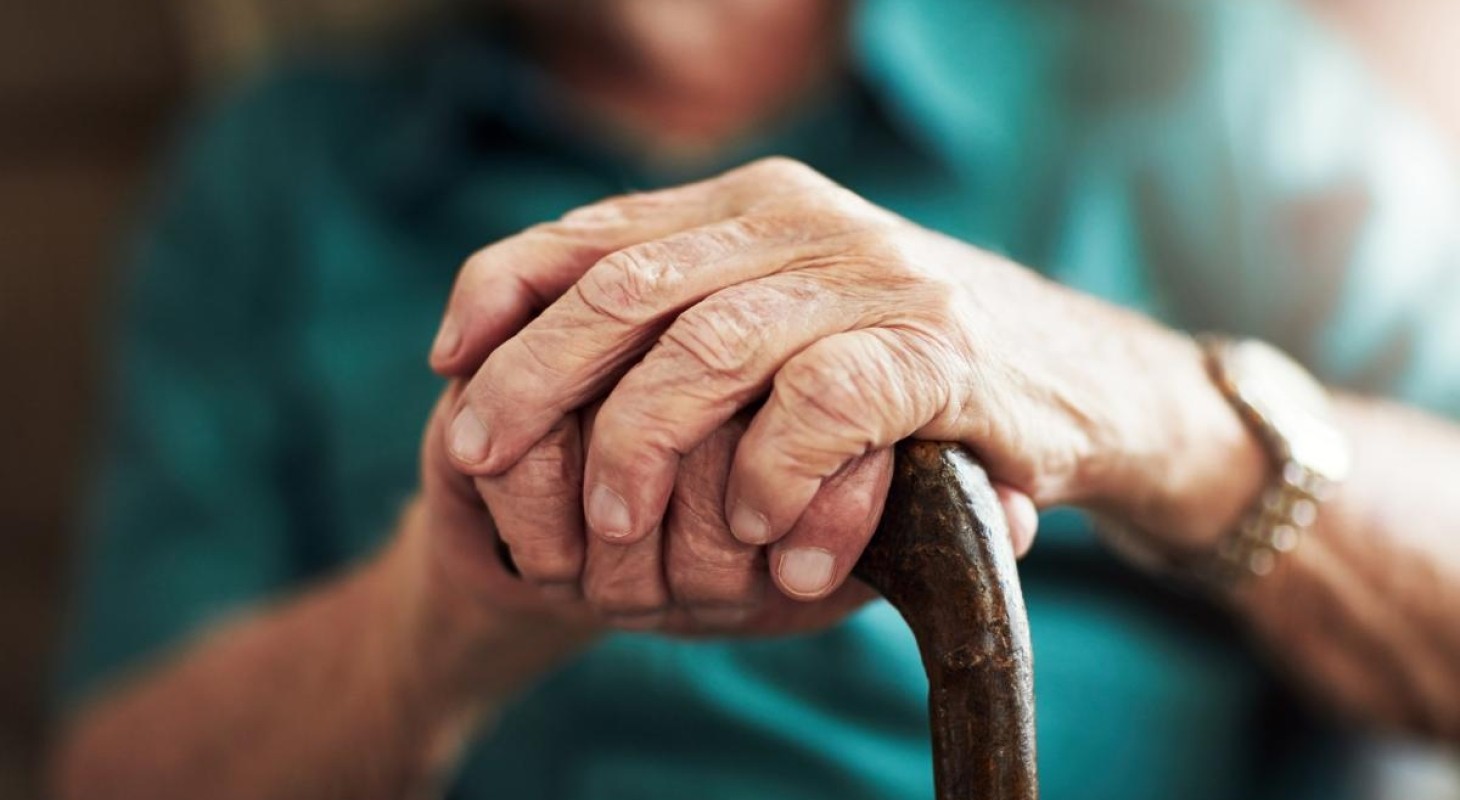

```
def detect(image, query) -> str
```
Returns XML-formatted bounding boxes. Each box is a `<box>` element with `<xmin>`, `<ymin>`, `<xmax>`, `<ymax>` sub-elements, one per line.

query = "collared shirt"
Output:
<box><xmin>58</xmin><ymin>1</ymin><xmax>1460</xmax><ymax>798</ymax></box>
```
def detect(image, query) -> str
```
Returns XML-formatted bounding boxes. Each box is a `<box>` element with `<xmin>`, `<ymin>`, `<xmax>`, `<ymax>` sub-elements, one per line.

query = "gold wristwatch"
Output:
<box><xmin>1198</xmin><ymin>337</ymin><xmax>1350</xmax><ymax>586</ymax></box>
<box><xmin>1099</xmin><ymin>337</ymin><xmax>1350</xmax><ymax>591</ymax></box>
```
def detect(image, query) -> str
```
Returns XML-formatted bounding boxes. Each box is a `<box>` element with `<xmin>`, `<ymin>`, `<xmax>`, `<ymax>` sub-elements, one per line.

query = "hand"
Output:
<box><xmin>415</xmin><ymin>382</ymin><xmax>936</xmax><ymax>635</ymax></box>
<box><xmin>431</xmin><ymin>159</ymin><xmax>1084</xmax><ymax>619</ymax></box>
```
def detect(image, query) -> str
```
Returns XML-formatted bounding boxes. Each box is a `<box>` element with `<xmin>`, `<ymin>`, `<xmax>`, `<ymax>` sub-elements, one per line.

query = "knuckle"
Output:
<box><xmin>811</xmin><ymin>183</ymin><xmax>880</xmax><ymax>222</ymax></box>
<box><xmin>501</xmin><ymin>433</ymin><xmax>579</xmax><ymax>498</ymax></box>
<box><xmin>576</xmin><ymin>243</ymin><xmax>684</xmax><ymax>326</ymax></box>
<box><xmin>510</xmin><ymin>549</ymin><xmax>581</xmax><ymax>586</ymax></box>
<box><xmin>593</xmin><ymin>406</ymin><xmax>679</xmax><ymax>470</ymax></box>
<box><xmin>661</xmin><ymin>296</ymin><xmax>769</xmax><ymax>381</ymax></box>
<box><xmin>582</xmin><ymin>570</ymin><xmax>667</xmax><ymax>616</ymax></box>
<box><xmin>775</xmin><ymin>347</ymin><xmax>876</xmax><ymax>439</ymax></box>
<box><xmin>664</xmin><ymin>501</ymin><xmax>763</xmax><ymax>607</ymax></box>
<box><xmin>743</xmin><ymin>156</ymin><xmax>827</xmax><ymax>188</ymax></box>
<box><xmin>843</xmin><ymin>226</ymin><xmax>927</xmax><ymax>284</ymax></box>
<box><xmin>506</xmin><ymin>333</ymin><xmax>563</xmax><ymax>381</ymax></box>
<box><xmin>918</xmin><ymin>281</ymin><xmax>965</xmax><ymax>324</ymax></box>
<box><xmin>459</xmin><ymin>246</ymin><xmax>496</xmax><ymax>280</ymax></box>
<box><xmin>471</xmin><ymin>348</ymin><xmax>553</xmax><ymax>412</ymax></box>
<box><xmin>668</xmin><ymin>560</ymin><xmax>763</xmax><ymax>607</ymax></box>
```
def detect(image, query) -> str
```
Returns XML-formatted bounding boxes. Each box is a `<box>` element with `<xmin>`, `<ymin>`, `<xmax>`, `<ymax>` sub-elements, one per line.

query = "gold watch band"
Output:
<box><xmin>1197</xmin><ymin>336</ymin><xmax>1346</xmax><ymax>588</ymax></box>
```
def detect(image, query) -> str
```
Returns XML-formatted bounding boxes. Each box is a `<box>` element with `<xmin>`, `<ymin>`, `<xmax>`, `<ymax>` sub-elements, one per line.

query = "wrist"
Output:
<box><xmin>375</xmin><ymin>501</ymin><xmax>597</xmax><ymax>727</ymax></box>
<box><xmin>1089</xmin><ymin>329</ymin><xmax>1269</xmax><ymax>556</ymax></box>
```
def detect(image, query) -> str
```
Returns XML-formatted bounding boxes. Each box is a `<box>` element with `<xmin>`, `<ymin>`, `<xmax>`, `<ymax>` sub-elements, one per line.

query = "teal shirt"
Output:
<box><xmin>61</xmin><ymin>1</ymin><xmax>1460</xmax><ymax>798</ymax></box>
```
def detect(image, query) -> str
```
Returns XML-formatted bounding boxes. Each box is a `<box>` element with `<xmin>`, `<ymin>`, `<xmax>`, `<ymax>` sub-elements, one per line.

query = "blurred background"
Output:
<box><xmin>0</xmin><ymin>1</ymin><xmax>1455</xmax><ymax>798</ymax></box>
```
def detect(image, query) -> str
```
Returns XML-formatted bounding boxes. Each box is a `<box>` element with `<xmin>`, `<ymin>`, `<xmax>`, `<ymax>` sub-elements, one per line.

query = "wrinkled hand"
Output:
<box><xmin>429</xmin><ymin>158</ymin><xmax>1130</xmax><ymax>624</ymax></box>
<box><xmin>419</xmin><ymin>381</ymin><xmax>915</xmax><ymax>634</ymax></box>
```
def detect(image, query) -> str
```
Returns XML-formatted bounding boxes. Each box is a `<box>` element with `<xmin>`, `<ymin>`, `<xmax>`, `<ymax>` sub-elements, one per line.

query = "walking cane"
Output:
<box><xmin>495</xmin><ymin>439</ymin><xmax>1038</xmax><ymax>798</ymax></box>
<box><xmin>854</xmin><ymin>441</ymin><xmax>1038</xmax><ymax>800</ymax></box>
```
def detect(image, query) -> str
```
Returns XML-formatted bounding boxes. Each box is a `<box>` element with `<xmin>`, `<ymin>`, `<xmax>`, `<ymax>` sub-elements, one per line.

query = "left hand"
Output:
<box><xmin>434</xmin><ymin>158</ymin><xmax>1209</xmax><ymax>603</ymax></box>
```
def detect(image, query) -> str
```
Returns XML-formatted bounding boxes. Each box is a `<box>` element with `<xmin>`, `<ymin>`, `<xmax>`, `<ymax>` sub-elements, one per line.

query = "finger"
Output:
<box><xmin>445</xmin><ymin>163</ymin><xmax>855</xmax><ymax>477</ymax></box>
<box><xmin>662</xmin><ymin>417</ymin><xmax>767</xmax><ymax>626</ymax></box>
<box><xmin>419</xmin><ymin>385</ymin><xmax>522</xmax><ymax>598</ymax></box>
<box><xmin>422</xmin><ymin>383</ymin><xmax>489</xmax><ymax>511</ymax></box>
<box><xmin>582</xmin><ymin>270</ymin><xmax>884</xmax><ymax>544</ymax></box>
<box><xmin>581</xmin><ymin>522</ymin><xmax>671</xmax><ymax>628</ymax></box>
<box><xmin>768</xmin><ymin>449</ymin><xmax>893</xmax><ymax>601</ymax></box>
<box><xmin>995</xmin><ymin>482</ymin><xmax>1040</xmax><ymax>558</ymax></box>
<box><xmin>429</xmin><ymin>157</ymin><xmax>831</xmax><ymax>377</ymax></box>
<box><xmin>578</xmin><ymin>406</ymin><xmax>670</xmax><ymax>628</ymax></box>
<box><xmin>448</xmin><ymin>208</ymin><xmax>860</xmax><ymax>476</ymax></box>
<box><xmin>726</xmin><ymin>328</ymin><xmax>956</xmax><ymax>545</ymax></box>
<box><xmin>474</xmin><ymin>413</ymin><xmax>587</xmax><ymax>600</ymax></box>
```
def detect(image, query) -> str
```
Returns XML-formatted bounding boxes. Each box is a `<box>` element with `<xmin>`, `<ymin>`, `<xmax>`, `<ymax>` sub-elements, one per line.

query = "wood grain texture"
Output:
<box><xmin>855</xmin><ymin>441</ymin><xmax>1037</xmax><ymax>800</ymax></box>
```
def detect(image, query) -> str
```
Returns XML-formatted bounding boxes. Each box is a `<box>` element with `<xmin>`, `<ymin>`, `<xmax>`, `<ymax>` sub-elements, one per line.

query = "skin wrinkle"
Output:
<box><xmin>656</xmin><ymin>276</ymin><xmax>852</xmax><ymax>388</ymax></box>
<box><xmin>577</xmin><ymin>245</ymin><xmax>687</xmax><ymax>327</ymax></box>
<box><xmin>593</xmin><ymin>241</ymin><xmax>911</xmax><ymax>438</ymax></box>
<box><xmin>664</xmin><ymin>511</ymin><xmax>766</xmax><ymax>607</ymax></box>
<box><xmin>898</xmin><ymin>277</ymin><xmax>1089</xmax><ymax>501</ymax></box>
<box><xmin>760</xmin><ymin>402</ymin><xmax>868</xmax><ymax>482</ymax></box>
<box><xmin>452</xmin><ymin>163</ymin><xmax>904</xmax><ymax>480</ymax></box>
<box><xmin>774</xmin><ymin>344</ymin><xmax>888</xmax><ymax>459</ymax></box>
<box><xmin>476</xmin><ymin>418</ymin><xmax>586</xmax><ymax>587</ymax></box>
<box><xmin>659</xmin><ymin>287</ymin><xmax>782</xmax><ymax>382</ymax></box>
<box><xmin>447</xmin><ymin>223</ymin><xmax>618</xmax><ymax>337</ymax></box>
<box><xmin>587</xmin><ymin>264</ymin><xmax>907</xmax><ymax>549</ymax></box>
<box><xmin>582</xmin><ymin>537</ymin><xmax>669</xmax><ymax>615</ymax></box>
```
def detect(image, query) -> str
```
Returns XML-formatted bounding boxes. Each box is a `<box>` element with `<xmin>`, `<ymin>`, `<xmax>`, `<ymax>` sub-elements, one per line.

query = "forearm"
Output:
<box><xmin>52</xmin><ymin>503</ymin><xmax>593</xmax><ymax>800</ymax></box>
<box><xmin>1233</xmin><ymin>396</ymin><xmax>1460</xmax><ymax>738</ymax></box>
<box><xmin>1092</xmin><ymin>330</ymin><xmax>1460</xmax><ymax>737</ymax></box>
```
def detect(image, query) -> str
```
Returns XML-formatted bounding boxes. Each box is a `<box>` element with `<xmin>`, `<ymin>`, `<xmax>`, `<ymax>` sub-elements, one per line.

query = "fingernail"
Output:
<box><xmin>432</xmin><ymin>317</ymin><xmax>461</xmax><ymax>361</ymax></box>
<box><xmin>729</xmin><ymin>502</ymin><xmax>770</xmax><ymax>544</ymax></box>
<box><xmin>448</xmin><ymin>407</ymin><xmax>490</xmax><ymax>464</ymax></box>
<box><xmin>588</xmin><ymin>484</ymin><xmax>633</xmax><ymax>539</ymax></box>
<box><xmin>689</xmin><ymin>606</ymin><xmax>752</xmax><ymax>627</ymax></box>
<box><xmin>539</xmin><ymin>583</ymin><xmax>579</xmax><ymax>603</ymax></box>
<box><xmin>778</xmin><ymin>547</ymin><xmax>836</xmax><ymax>597</ymax></box>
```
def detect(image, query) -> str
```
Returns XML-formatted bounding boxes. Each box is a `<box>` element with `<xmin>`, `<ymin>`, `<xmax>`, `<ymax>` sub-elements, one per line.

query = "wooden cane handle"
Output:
<box><xmin>853</xmin><ymin>441</ymin><xmax>1038</xmax><ymax>800</ymax></box>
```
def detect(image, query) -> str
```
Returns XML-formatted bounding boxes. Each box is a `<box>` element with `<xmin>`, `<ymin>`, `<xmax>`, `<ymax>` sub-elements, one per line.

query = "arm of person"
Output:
<box><xmin>46</xmin><ymin>82</ymin><xmax>597</xmax><ymax>799</ymax></box>
<box><xmin>432</xmin><ymin>155</ymin><xmax>1460</xmax><ymax>742</ymax></box>
<box><xmin>1230</xmin><ymin>396</ymin><xmax>1460</xmax><ymax>736</ymax></box>
<box><xmin>52</xmin><ymin>380</ymin><xmax>932</xmax><ymax>800</ymax></box>
<box><xmin>1137</xmin><ymin>3</ymin><xmax>1460</xmax><ymax>738</ymax></box>
<box><xmin>52</xmin><ymin>498</ymin><xmax>592</xmax><ymax>800</ymax></box>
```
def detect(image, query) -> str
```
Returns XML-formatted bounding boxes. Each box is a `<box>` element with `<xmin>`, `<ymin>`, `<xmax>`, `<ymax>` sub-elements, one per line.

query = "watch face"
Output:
<box><xmin>1226</xmin><ymin>340</ymin><xmax>1351</xmax><ymax>484</ymax></box>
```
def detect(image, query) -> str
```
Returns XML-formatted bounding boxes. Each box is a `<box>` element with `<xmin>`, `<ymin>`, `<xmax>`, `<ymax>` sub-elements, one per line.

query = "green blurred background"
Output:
<box><xmin>0</xmin><ymin>1</ymin><xmax>1455</xmax><ymax>798</ymax></box>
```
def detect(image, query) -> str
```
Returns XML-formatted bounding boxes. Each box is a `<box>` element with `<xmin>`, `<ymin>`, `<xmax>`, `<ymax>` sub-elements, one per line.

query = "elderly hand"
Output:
<box><xmin>432</xmin><ymin>158</ymin><xmax>1212</xmax><ymax>621</ymax></box>
<box><xmin>418</xmin><ymin>378</ymin><xmax>918</xmax><ymax>633</ymax></box>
